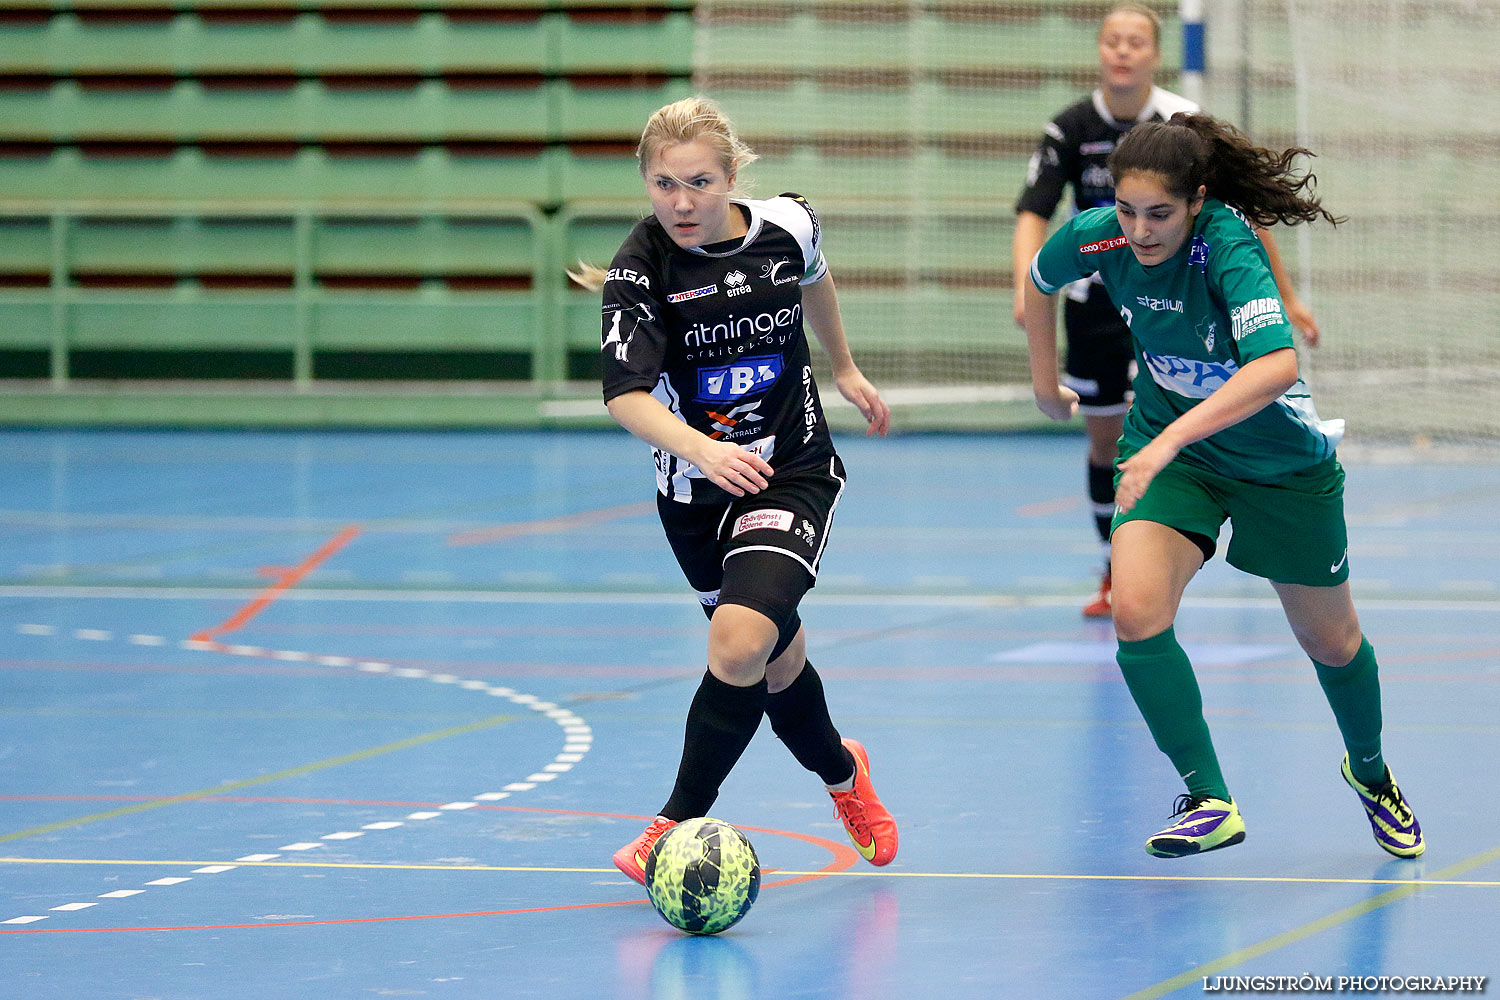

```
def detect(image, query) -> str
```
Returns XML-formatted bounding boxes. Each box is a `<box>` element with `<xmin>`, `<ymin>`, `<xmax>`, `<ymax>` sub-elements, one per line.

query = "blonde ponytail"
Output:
<box><xmin>567</xmin><ymin>262</ymin><xmax>609</xmax><ymax>292</ymax></box>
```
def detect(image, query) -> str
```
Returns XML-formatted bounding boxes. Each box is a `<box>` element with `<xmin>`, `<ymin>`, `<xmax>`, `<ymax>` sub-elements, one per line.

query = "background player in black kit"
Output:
<box><xmin>1011</xmin><ymin>2</ymin><xmax>1320</xmax><ymax>619</ymax></box>
<box><xmin>572</xmin><ymin>96</ymin><xmax>898</xmax><ymax>884</ymax></box>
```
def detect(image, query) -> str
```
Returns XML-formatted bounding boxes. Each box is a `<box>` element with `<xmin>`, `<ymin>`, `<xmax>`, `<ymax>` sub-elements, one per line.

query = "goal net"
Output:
<box><xmin>694</xmin><ymin>1</ymin><xmax>1146</xmax><ymax>428</ymax></box>
<box><xmin>1206</xmin><ymin>0</ymin><xmax>1500</xmax><ymax>449</ymax></box>
<box><xmin>695</xmin><ymin>1</ymin><xmax>1499</xmax><ymax>444</ymax></box>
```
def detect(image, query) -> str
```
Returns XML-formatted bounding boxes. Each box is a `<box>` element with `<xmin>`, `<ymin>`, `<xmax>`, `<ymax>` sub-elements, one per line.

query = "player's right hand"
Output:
<box><xmin>695</xmin><ymin>439</ymin><xmax>774</xmax><ymax>497</ymax></box>
<box><xmin>1033</xmin><ymin>384</ymin><xmax>1079</xmax><ymax>421</ymax></box>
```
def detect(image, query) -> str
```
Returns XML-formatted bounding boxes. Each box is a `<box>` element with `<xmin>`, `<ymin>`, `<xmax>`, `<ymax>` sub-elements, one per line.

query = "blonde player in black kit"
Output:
<box><xmin>1012</xmin><ymin>2</ymin><xmax>1320</xmax><ymax>619</ymax></box>
<box><xmin>572</xmin><ymin>96</ymin><xmax>898</xmax><ymax>884</ymax></box>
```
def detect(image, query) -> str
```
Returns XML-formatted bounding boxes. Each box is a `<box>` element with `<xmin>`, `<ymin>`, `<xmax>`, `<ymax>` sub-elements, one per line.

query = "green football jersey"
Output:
<box><xmin>1031</xmin><ymin>199</ymin><xmax>1342</xmax><ymax>483</ymax></box>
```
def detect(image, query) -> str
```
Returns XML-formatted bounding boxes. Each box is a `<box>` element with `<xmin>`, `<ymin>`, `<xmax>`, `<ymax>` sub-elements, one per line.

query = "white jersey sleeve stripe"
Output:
<box><xmin>1030</xmin><ymin>252</ymin><xmax>1063</xmax><ymax>295</ymax></box>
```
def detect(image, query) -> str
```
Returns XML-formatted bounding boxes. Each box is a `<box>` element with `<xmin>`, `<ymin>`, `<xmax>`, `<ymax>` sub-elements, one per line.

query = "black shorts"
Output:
<box><xmin>1063</xmin><ymin>281</ymin><xmax>1135</xmax><ymax>415</ymax></box>
<box><xmin>656</xmin><ymin>455</ymin><xmax>846</xmax><ymax>612</ymax></box>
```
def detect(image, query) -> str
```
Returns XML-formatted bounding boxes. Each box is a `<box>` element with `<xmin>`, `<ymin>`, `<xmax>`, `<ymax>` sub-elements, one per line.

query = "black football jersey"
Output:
<box><xmin>1016</xmin><ymin>87</ymin><xmax>1200</xmax><ymax>219</ymax></box>
<box><xmin>600</xmin><ymin>194</ymin><xmax>838</xmax><ymax>503</ymax></box>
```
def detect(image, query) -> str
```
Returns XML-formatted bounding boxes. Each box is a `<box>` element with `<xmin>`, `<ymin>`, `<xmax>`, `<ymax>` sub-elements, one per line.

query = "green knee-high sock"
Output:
<box><xmin>1314</xmin><ymin>636</ymin><xmax>1385</xmax><ymax>785</ymax></box>
<box><xmin>1116</xmin><ymin>627</ymin><xmax>1231</xmax><ymax>801</ymax></box>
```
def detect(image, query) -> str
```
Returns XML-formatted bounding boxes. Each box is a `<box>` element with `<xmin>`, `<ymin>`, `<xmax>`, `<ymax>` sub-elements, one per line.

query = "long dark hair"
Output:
<box><xmin>1108</xmin><ymin>112</ymin><xmax>1344</xmax><ymax>227</ymax></box>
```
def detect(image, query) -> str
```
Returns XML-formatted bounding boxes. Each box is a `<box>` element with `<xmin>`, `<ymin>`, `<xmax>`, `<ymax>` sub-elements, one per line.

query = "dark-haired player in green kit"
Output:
<box><xmin>1022</xmin><ymin>111</ymin><xmax>1423</xmax><ymax>860</ymax></box>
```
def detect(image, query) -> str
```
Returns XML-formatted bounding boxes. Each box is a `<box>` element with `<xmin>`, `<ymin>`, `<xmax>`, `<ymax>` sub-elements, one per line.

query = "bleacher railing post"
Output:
<box><xmin>293</xmin><ymin>208</ymin><xmax>314</xmax><ymax>389</ymax></box>
<box><xmin>533</xmin><ymin>207</ymin><xmax>565</xmax><ymax>387</ymax></box>
<box><xmin>48</xmin><ymin>209</ymin><xmax>69</xmax><ymax>390</ymax></box>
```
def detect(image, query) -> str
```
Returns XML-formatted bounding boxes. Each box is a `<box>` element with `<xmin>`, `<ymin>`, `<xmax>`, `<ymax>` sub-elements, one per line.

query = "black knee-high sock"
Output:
<box><xmin>764</xmin><ymin>662</ymin><xmax>855</xmax><ymax>786</ymax></box>
<box><xmin>659</xmin><ymin>670</ymin><xmax>768</xmax><ymax>821</ymax></box>
<box><xmin>1088</xmin><ymin>461</ymin><xmax>1115</xmax><ymax>544</ymax></box>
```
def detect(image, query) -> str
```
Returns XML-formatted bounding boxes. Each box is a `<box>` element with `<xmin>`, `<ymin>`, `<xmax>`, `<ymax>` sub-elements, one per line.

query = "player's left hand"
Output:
<box><xmin>835</xmin><ymin>369</ymin><xmax>891</xmax><ymax>437</ymax></box>
<box><xmin>1033</xmin><ymin>384</ymin><xmax>1079</xmax><ymax>422</ymax></box>
<box><xmin>1115</xmin><ymin>436</ymin><xmax>1180</xmax><ymax>513</ymax></box>
<box><xmin>1284</xmin><ymin>295</ymin><xmax>1321</xmax><ymax>348</ymax></box>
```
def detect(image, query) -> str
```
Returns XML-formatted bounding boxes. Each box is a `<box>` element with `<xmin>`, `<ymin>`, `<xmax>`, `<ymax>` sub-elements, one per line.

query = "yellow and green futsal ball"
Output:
<box><xmin>644</xmin><ymin>817</ymin><xmax>761</xmax><ymax>935</ymax></box>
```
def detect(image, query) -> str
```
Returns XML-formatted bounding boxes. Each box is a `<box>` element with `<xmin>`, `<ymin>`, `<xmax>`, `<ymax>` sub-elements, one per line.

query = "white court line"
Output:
<box><xmin>5</xmin><ymin>586</ymin><xmax>1498</xmax><ymax>611</ymax></box>
<box><xmin>3</xmin><ymin>489</ymin><xmax>1490</xmax><ymax>533</ymax></box>
<box><xmin>5</xmin><ymin>621</ymin><xmax>596</xmax><ymax>929</ymax></box>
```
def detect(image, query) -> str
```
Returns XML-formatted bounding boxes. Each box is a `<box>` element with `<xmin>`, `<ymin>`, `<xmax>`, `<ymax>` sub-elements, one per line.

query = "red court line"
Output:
<box><xmin>447</xmin><ymin>501</ymin><xmax>654</xmax><ymax>547</ymax></box>
<box><xmin>734</xmin><ymin>822</ymin><xmax>861</xmax><ymax>886</ymax></box>
<box><xmin>190</xmin><ymin>525</ymin><xmax>361</xmax><ymax>642</ymax></box>
<box><xmin>1016</xmin><ymin>495</ymin><xmax>1081</xmax><ymax>517</ymax></box>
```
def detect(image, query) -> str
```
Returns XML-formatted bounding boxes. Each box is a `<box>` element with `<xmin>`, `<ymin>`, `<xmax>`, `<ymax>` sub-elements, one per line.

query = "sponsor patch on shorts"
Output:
<box><xmin>732</xmin><ymin>510</ymin><xmax>794</xmax><ymax>536</ymax></box>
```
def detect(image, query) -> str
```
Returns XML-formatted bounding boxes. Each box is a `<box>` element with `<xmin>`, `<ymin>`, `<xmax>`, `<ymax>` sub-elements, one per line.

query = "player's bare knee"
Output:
<box><xmin>763</xmin><ymin>631</ymin><xmax>807</xmax><ymax>694</ymax></box>
<box><xmin>707</xmin><ymin>606</ymin><xmax>778</xmax><ymax>683</ymax></box>
<box><xmin>1298</xmin><ymin>627</ymin><xmax>1362</xmax><ymax>668</ymax></box>
<box><xmin>1111</xmin><ymin>591</ymin><xmax>1172</xmax><ymax>643</ymax></box>
<box><xmin>1114</xmin><ymin>616</ymin><xmax>1168</xmax><ymax>643</ymax></box>
<box><xmin>707</xmin><ymin>635</ymin><xmax>772</xmax><ymax>682</ymax></box>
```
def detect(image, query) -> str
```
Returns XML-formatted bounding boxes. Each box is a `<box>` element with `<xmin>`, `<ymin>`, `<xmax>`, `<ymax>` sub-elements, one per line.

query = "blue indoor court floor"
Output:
<box><xmin>1</xmin><ymin>428</ymin><xmax>1497</xmax><ymax>999</ymax></box>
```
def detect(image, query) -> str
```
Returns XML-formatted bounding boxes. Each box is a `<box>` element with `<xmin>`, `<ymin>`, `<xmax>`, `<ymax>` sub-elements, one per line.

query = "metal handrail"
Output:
<box><xmin>0</xmin><ymin>198</ymin><xmax>559</xmax><ymax>388</ymax></box>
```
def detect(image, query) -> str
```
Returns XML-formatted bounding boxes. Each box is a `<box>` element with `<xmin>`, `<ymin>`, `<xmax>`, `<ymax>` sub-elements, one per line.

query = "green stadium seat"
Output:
<box><xmin>553</xmin><ymin>9</ymin><xmax>693</xmax><ymax>75</ymax></box>
<box><xmin>0</xmin><ymin>203</ymin><xmax>551</xmax><ymax>376</ymax></box>
<box><xmin>0</xmin><ymin>78</ymin><xmax>559</xmax><ymax>144</ymax></box>
<box><xmin>0</xmin><ymin>215</ymin><xmax>51</xmax><ymax>279</ymax></box>
<box><xmin>0</xmin><ymin>215</ymin><xmax>55</xmax><ymax>354</ymax></box>
<box><xmin>0</xmin><ymin>1</ymin><xmax>703</xmax><ymax>396</ymax></box>
<box><xmin>0</xmin><ymin>146</ymin><xmax>558</xmax><ymax>204</ymax></box>
<box><xmin>17</xmin><ymin>10</ymin><xmax>560</xmax><ymax>76</ymax></box>
<box><xmin>553</xmin><ymin>77</ymin><xmax>693</xmax><ymax>141</ymax></box>
<box><xmin>69</xmin><ymin>215</ymin><xmax>297</xmax><ymax>276</ymax></box>
<box><xmin>553</xmin><ymin>147</ymin><xmax>645</xmax><ymax>202</ymax></box>
<box><xmin>310</xmin><ymin>292</ymin><xmax>542</xmax><ymax>357</ymax></box>
<box><xmin>65</xmin><ymin>290</ymin><xmax>301</xmax><ymax>352</ymax></box>
<box><xmin>311</xmin><ymin>215</ymin><xmax>540</xmax><ymax>278</ymax></box>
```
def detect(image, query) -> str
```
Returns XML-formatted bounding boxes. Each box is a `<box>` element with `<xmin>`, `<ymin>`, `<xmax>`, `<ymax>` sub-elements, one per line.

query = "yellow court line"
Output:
<box><xmin>0</xmin><ymin>713</ymin><xmax>518</xmax><ymax>845</ymax></box>
<box><xmin>5</xmin><ymin>856</ymin><xmax>1500</xmax><ymax>889</ymax></box>
<box><xmin>1124</xmin><ymin>842</ymin><xmax>1500</xmax><ymax>1000</ymax></box>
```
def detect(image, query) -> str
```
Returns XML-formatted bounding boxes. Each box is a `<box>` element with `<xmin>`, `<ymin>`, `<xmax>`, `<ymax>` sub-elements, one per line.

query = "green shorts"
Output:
<box><xmin>1111</xmin><ymin>447</ymin><xmax>1350</xmax><ymax>587</ymax></box>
